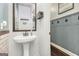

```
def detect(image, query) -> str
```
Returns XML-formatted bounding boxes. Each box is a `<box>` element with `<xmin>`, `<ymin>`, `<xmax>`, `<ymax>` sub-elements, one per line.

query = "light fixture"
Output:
<box><xmin>37</xmin><ymin>11</ymin><xmax>44</xmax><ymax>19</ymax></box>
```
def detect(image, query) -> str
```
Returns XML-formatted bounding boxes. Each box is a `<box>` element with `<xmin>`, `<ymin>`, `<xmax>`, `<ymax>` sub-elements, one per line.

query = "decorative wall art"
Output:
<box><xmin>58</xmin><ymin>3</ymin><xmax>74</xmax><ymax>14</ymax></box>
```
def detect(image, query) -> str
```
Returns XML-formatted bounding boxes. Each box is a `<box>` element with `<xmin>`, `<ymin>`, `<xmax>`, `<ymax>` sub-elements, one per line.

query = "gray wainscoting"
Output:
<box><xmin>50</xmin><ymin>12</ymin><xmax>79</xmax><ymax>55</ymax></box>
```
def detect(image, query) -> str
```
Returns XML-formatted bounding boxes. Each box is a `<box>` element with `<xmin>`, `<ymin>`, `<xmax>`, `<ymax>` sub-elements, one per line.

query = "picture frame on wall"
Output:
<box><xmin>58</xmin><ymin>3</ymin><xmax>74</xmax><ymax>14</ymax></box>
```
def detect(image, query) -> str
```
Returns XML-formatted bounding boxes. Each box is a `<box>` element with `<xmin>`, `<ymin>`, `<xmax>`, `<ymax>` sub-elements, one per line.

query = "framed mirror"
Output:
<box><xmin>13</xmin><ymin>3</ymin><xmax>36</xmax><ymax>32</ymax></box>
<box><xmin>0</xmin><ymin>3</ymin><xmax>9</xmax><ymax>36</ymax></box>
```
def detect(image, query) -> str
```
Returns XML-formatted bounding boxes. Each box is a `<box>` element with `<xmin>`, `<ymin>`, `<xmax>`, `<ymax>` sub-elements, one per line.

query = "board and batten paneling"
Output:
<box><xmin>50</xmin><ymin>12</ymin><xmax>79</xmax><ymax>55</ymax></box>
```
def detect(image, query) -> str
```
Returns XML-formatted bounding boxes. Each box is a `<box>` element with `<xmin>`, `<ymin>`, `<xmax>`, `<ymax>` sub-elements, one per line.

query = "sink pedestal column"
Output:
<box><xmin>23</xmin><ymin>43</ymin><xmax>29</xmax><ymax>56</ymax></box>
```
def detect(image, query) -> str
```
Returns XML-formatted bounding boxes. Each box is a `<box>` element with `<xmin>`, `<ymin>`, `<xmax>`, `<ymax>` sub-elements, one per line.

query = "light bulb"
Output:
<box><xmin>0</xmin><ymin>23</ymin><xmax>3</xmax><ymax>29</ymax></box>
<box><xmin>3</xmin><ymin>21</ymin><xmax>7</xmax><ymax>26</ymax></box>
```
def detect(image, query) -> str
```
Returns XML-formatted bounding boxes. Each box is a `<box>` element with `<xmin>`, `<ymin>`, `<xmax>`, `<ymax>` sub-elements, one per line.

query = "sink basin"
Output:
<box><xmin>13</xmin><ymin>35</ymin><xmax>36</xmax><ymax>43</ymax></box>
<box><xmin>13</xmin><ymin>35</ymin><xmax>36</xmax><ymax>56</ymax></box>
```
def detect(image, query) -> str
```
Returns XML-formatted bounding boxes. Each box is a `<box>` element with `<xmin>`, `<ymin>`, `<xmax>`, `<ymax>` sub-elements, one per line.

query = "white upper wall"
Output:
<box><xmin>50</xmin><ymin>3</ymin><xmax>79</xmax><ymax>20</ymax></box>
<box><xmin>37</xmin><ymin>3</ymin><xmax>51</xmax><ymax>56</ymax></box>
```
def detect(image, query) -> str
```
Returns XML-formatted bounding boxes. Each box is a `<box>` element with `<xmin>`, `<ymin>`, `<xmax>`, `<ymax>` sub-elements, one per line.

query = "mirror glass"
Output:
<box><xmin>13</xmin><ymin>3</ymin><xmax>36</xmax><ymax>31</ymax></box>
<box><xmin>0</xmin><ymin>3</ymin><xmax>9</xmax><ymax>35</ymax></box>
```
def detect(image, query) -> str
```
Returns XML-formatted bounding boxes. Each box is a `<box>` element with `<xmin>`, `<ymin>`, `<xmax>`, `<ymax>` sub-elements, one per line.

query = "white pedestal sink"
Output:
<box><xmin>13</xmin><ymin>35</ymin><xmax>36</xmax><ymax>56</ymax></box>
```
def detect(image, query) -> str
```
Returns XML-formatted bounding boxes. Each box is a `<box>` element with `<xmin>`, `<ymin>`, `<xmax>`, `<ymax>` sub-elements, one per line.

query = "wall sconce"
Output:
<box><xmin>37</xmin><ymin>11</ymin><xmax>44</xmax><ymax>19</ymax></box>
<box><xmin>0</xmin><ymin>21</ymin><xmax>7</xmax><ymax>30</ymax></box>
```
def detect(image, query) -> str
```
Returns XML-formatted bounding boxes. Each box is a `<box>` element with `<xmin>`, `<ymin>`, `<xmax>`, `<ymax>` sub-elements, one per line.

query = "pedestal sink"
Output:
<box><xmin>13</xmin><ymin>35</ymin><xmax>36</xmax><ymax>56</ymax></box>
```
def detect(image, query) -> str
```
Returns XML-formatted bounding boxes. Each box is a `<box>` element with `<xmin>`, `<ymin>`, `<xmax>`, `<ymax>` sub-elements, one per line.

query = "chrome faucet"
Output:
<box><xmin>23</xmin><ymin>32</ymin><xmax>29</xmax><ymax>36</ymax></box>
<box><xmin>23</xmin><ymin>30</ymin><xmax>33</xmax><ymax>36</ymax></box>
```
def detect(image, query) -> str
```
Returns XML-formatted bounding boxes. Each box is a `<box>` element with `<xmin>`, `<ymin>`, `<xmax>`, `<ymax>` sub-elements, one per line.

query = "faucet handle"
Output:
<box><xmin>30</xmin><ymin>30</ymin><xmax>33</xmax><ymax>36</ymax></box>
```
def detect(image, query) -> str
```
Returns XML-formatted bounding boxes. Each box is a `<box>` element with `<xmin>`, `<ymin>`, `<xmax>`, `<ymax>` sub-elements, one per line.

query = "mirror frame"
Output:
<box><xmin>13</xmin><ymin>3</ymin><xmax>37</xmax><ymax>32</ymax></box>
